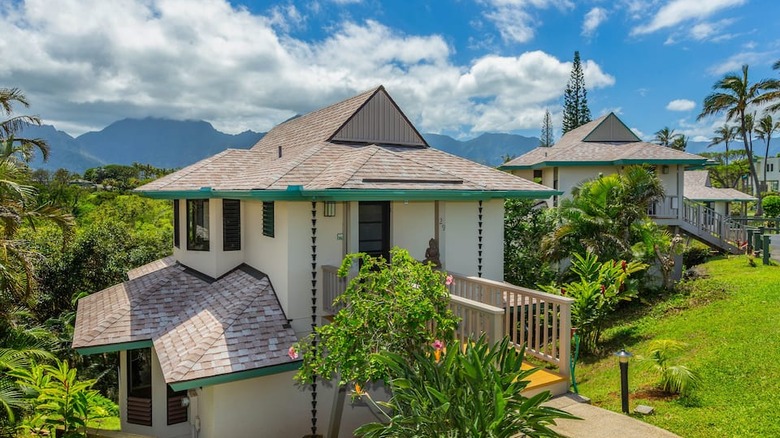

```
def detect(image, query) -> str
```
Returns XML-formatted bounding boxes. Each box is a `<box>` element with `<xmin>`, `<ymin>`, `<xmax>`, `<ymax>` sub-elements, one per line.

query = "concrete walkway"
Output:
<box><xmin>544</xmin><ymin>394</ymin><xmax>680</xmax><ymax>438</ymax></box>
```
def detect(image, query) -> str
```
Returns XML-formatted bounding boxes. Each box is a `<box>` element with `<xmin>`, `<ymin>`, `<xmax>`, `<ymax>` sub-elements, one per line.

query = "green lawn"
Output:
<box><xmin>573</xmin><ymin>256</ymin><xmax>780</xmax><ymax>437</ymax></box>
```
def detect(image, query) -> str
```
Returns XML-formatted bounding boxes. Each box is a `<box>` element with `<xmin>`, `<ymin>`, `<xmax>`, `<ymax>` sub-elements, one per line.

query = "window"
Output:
<box><xmin>187</xmin><ymin>200</ymin><xmax>210</xmax><ymax>251</ymax></box>
<box><xmin>767</xmin><ymin>163</ymin><xmax>775</xmax><ymax>172</ymax></box>
<box><xmin>222</xmin><ymin>199</ymin><xmax>241</xmax><ymax>251</ymax></box>
<box><xmin>173</xmin><ymin>200</ymin><xmax>180</xmax><ymax>248</ymax></box>
<box><xmin>359</xmin><ymin>202</ymin><xmax>390</xmax><ymax>261</ymax></box>
<box><xmin>127</xmin><ymin>348</ymin><xmax>153</xmax><ymax>426</ymax></box>
<box><xmin>533</xmin><ymin>169</ymin><xmax>543</xmax><ymax>183</ymax></box>
<box><xmin>262</xmin><ymin>202</ymin><xmax>274</xmax><ymax>238</ymax></box>
<box><xmin>167</xmin><ymin>386</ymin><xmax>188</xmax><ymax>425</ymax></box>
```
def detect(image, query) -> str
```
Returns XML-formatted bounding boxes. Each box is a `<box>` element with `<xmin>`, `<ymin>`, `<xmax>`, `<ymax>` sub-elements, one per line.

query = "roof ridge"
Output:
<box><xmin>265</xmin><ymin>142</ymin><xmax>330</xmax><ymax>189</ymax></box>
<box><xmin>310</xmin><ymin>145</ymin><xmax>379</xmax><ymax>188</ymax></box>
<box><xmin>396</xmin><ymin>147</ymin><xmax>502</xmax><ymax>189</ymax></box>
<box><xmin>137</xmin><ymin>149</ymin><xmax>236</xmax><ymax>191</ymax></box>
<box><xmin>162</xmin><ymin>276</ymin><xmax>273</xmax><ymax>382</ymax></box>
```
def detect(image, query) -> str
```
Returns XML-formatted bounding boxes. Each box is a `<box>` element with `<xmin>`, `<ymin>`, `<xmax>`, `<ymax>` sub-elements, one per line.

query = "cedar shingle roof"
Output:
<box><xmin>501</xmin><ymin>113</ymin><xmax>707</xmax><ymax>169</ymax></box>
<box><xmin>136</xmin><ymin>86</ymin><xmax>552</xmax><ymax>196</ymax></box>
<box><xmin>73</xmin><ymin>258</ymin><xmax>298</xmax><ymax>386</ymax></box>
<box><xmin>685</xmin><ymin>170</ymin><xmax>757</xmax><ymax>202</ymax></box>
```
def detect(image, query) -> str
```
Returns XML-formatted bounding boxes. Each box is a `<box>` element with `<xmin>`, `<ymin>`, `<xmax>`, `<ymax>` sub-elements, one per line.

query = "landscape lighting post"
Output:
<box><xmin>614</xmin><ymin>349</ymin><xmax>632</xmax><ymax>414</ymax></box>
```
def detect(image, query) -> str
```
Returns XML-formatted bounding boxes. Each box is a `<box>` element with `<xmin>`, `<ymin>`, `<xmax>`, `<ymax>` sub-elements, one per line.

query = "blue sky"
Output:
<box><xmin>1</xmin><ymin>0</ymin><xmax>779</xmax><ymax>144</ymax></box>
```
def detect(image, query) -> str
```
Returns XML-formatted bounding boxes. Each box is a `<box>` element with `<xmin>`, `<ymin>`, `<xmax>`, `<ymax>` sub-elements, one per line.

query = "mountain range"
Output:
<box><xmin>20</xmin><ymin>117</ymin><xmax>763</xmax><ymax>174</ymax></box>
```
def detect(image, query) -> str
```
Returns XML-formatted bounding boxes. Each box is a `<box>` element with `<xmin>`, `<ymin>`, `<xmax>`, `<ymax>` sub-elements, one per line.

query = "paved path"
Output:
<box><xmin>544</xmin><ymin>394</ymin><xmax>680</xmax><ymax>438</ymax></box>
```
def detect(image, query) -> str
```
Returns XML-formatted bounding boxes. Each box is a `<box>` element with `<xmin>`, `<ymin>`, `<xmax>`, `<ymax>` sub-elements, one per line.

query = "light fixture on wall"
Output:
<box><xmin>324</xmin><ymin>201</ymin><xmax>336</xmax><ymax>217</ymax></box>
<box><xmin>661</xmin><ymin>165</ymin><xmax>669</xmax><ymax>174</ymax></box>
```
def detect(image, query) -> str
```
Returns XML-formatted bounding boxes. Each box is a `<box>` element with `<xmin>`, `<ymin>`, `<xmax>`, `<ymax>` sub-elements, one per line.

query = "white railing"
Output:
<box><xmin>682</xmin><ymin>200</ymin><xmax>747</xmax><ymax>246</ymax></box>
<box><xmin>322</xmin><ymin>265</ymin><xmax>350</xmax><ymax>315</ymax></box>
<box><xmin>648</xmin><ymin>196</ymin><xmax>678</xmax><ymax>219</ymax></box>
<box><xmin>320</xmin><ymin>267</ymin><xmax>574</xmax><ymax>376</ymax></box>
<box><xmin>448</xmin><ymin>273</ymin><xmax>572</xmax><ymax>376</ymax></box>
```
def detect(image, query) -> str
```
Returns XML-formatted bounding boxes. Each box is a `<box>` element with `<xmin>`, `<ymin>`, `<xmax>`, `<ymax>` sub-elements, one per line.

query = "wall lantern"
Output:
<box><xmin>661</xmin><ymin>165</ymin><xmax>670</xmax><ymax>174</ymax></box>
<box><xmin>324</xmin><ymin>201</ymin><xmax>336</xmax><ymax>217</ymax></box>
<box><xmin>614</xmin><ymin>349</ymin><xmax>633</xmax><ymax>414</ymax></box>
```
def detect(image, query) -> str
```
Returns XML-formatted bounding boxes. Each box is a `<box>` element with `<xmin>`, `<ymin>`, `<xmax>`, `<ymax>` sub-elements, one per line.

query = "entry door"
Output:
<box><xmin>359</xmin><ymin>202</ymin><xmax>390</xmax><ymax>261</ymax></box>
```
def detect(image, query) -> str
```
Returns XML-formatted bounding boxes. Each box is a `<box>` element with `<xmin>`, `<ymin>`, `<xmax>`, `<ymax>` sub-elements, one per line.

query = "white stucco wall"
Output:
<box><xmin>391</xmin><ymin>201</ymin><xmax>436</xmax><ymax>260</ymax></box>
<box><xmin>437</xmin><ymin>200</ymin><xmax>503</xmax><ymax>280</ymax></box>
<box><xmin>245</xmin><ymin>200</ymin><xmax>290</xmax><ymax>314</ymax></box>
<box><xmin>197</xmin><ymin>372</ymin><xmax>388</xmax><ymax>438</ymax></box>
<box><xmin>119</xmin><ymin>349</ymin><xmax>191</xmax><ymax>438</ymax></box>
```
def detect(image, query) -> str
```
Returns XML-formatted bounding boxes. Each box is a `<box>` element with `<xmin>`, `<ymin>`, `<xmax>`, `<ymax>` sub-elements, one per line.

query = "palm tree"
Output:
<box><xmin>698</xmin><ymin>64</ymin><xmax>780</xmax><ymax>215</ymax></box>
<box><xmin>709</xmin><ymin>124</ymin><xmax>738</xmax><ymax>166</ymax></box>
<box><xmin>653</xmin><ymin>127</ymin><xmax>678</xmax><ymax>147</ymax></box>
<box><xmin>0</xmin><ymin>88</ymin><xmax>49</xmax><ymax>162</ymax></box>
<box><xmin>756</xmin><ymin>114</ymin><xmax>780</xmax><ymax>192</ymax></box>
<box><xmin>670</xmin><ymin>134</ymin><xmax>688</xmax><ymax>151</ymax></box>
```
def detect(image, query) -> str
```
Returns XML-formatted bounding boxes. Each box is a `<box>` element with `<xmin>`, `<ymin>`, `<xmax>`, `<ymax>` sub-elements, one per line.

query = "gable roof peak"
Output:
<box><xmin>581</xmin><ymin>112</ymin><xmax>641</xmax><ymax>143</ymax></box>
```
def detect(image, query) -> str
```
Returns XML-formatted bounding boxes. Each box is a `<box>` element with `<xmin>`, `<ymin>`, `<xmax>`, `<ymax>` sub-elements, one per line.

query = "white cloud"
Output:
<box><xmin>582</xmin><ymin>7</ymin><xmax>608</xmax><ymax>37</ymax></box>
<box><xmin>481</xmin><ymin>0</ymin><xmax>574</xmax><ymax>44</ymax></box>
<box><xmin>707</xmin><ymin>51</ymin><xmax>774</xmax><ymax>76</ymax></box>
<box><xmin>666</xmin><ymin>99</ymin><xmax>696</xmax><ymax>111</ymax></box>
<box><xmin>0</xmin><ymin>0</ymin><xmax>614</xmax><ymax>137</ymax></box>
<box><xmin>631</xmin><ymin>0</ymin><xmax>746</xmax><ymax>35</ymax></box>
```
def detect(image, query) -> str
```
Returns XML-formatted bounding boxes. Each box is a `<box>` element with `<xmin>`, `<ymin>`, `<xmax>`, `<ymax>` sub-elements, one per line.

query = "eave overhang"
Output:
<box><xmin>136</xmin><ymin>188</ymin><xmax>562</xmax><ymax>201</ymax></box>
<box><xmin>499</xmin><ymin>158</ymin><xmax>708</xmax><ymax>171</ymax></box>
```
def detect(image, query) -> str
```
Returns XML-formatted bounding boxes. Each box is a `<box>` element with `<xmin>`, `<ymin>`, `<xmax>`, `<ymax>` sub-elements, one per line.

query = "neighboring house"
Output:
<box><xmin>754</xmin><ymin>156</ymin><xmax>780</xmax><ymax>192</ymax></box>
<box><xmin>72</xmin><ymin>86</ymin><xmax>567</xmax><ymax>438</ymax></box>
<box><xmin>684</xmin><ymin>170</ymin><xmax>756</xmax><ymax>217</ymax></box>
<box><xmin>500</xmin><ymin>113</ymin><xmax>746</xmax><ymax>253</ymax></box>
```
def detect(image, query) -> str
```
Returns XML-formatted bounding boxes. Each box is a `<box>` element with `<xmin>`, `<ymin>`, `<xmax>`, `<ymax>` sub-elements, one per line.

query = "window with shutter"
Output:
<box><xmin>262</xmin><ymin>202</ymin><xmax>274</xmax><ymax>238</ymax></box>
<box><xmin>223</xmin><ymin>199</ymin><xmax>241</xmax><ymax>251</ymax></box>
<box><xmin>173</xmin><ymin>200</ymin><xmax>180</xmax><ymax>248</ymax></box>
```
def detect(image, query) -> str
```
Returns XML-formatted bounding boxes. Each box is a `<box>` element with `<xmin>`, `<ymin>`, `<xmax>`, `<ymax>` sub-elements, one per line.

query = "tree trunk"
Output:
<box><xmin>742</xmin><ymin>112</ymin><xmax>764</xmax><ymax>216</ymax></box>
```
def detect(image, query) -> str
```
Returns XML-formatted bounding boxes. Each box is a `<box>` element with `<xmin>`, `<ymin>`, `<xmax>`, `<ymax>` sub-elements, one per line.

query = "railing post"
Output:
<box><xmin>747</xmin><ymin>229</ymin><xmax>754</xmax><ymax>252</ymax></box>
<box><xmin>558</xmin><ymin>302</ymin><xmax>572</xmax><ymax>380</ymax></box>
<box><xmin>491</xmin><ymin>308</ymin><xmax>504</xmax><ymax>345</ymax></box>
<box><xmin>763</xmin><ymin>235</ymin><xmax>771</xmax><ymax>265</ymax></box>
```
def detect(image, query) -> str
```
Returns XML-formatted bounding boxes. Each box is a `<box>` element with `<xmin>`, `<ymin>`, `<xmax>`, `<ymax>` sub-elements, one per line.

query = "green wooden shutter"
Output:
<box><xmin>173</xmin><ymin>199</ymin><xmax>180</xmax><ymax>248</ymax></box>
<box><xmin>263</xmin><ymin>202</ymin><xmax>274</xmax><ymax>238</ymax></box>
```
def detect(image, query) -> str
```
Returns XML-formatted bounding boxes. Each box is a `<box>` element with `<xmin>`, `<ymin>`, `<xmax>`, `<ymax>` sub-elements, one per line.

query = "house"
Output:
<box><xmin>499</xmin><ymin>113</ymin><xmax>747</xmax><ymax>253</ymax></box>
<box><xmin>684</xmin><ymin>170</ymin><xmax>756</xmax><ymax>217</ymax></box>
<box><xmin>754</xmin><ymin>156</ymin><xmax>780</xmax><ymax>192</ymax></box>
<box><xmin>72</xmin><ymin>86</ymin><xmax>571</xmax><ymax>438</ymax></box>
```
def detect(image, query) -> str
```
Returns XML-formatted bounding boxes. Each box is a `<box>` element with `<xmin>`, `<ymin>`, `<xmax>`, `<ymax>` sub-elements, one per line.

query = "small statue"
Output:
<box><xmin>423</xmin><ymin>238</ymin><xmax>442</xmax><ymax>268</ymax></box>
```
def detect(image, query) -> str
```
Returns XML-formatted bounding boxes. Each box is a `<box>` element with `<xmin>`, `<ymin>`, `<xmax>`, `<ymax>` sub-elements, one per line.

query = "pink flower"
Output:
<box><xmin>432</xmin><ymin>340</ymin><xmax>444</xmax><ymax>350</ymax></box>
<box><xmin>288</xmin><ymin>346</ymin><xmax>299</xmax><ymax>360</ymax></box>
<box><xmin>445</xmin><ymin>275</ymin><xmax>454</xmax><ymax>286</ymax></box>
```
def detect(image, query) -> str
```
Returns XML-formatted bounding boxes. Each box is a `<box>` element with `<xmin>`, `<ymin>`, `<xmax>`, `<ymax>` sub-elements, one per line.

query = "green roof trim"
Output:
<box><xmin>136</xmin><ymin>188</ymin><xmax>561</xmax><ymax>201</ymax></box>
<box><xmin>168</xmin><ymin>360</ymin><xmax>302</xmax><ymax>391</ymax></box>
<box><xmin>75</xmin><ymin>340</ymin><xmax>153</xmax><ymax>355</ymax></box>
<box><xmin>500</xmin><ymin>158</ymin><xmax>707</xmax><ymax>171</ymax></box>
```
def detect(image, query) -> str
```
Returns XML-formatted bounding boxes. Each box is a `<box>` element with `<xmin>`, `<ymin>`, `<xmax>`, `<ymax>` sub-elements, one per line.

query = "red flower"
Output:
<box><xmin>621</xmin><ymin>260</ymin><xmax>627</xmax><ymax>272</ymax></box>
<box><xmin>600</xmin><ymin>284</ymin><xmax>606</xmax><ymax>296</ymax></box>
<box><xmin>560</xmin><ymin>287</ymin><xmax>567</xmax><ymax>296</ymax></box>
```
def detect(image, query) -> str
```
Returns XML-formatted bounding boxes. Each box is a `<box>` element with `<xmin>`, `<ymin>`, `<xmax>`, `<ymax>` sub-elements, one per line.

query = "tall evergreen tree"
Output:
<box><xmin>562</xmin><ymin>51</ymin><xmax>592</xmax><ymax>134</ymax></box>
<box><xmin>539</xmin><ymin>109</ymin><xmax>554</xmax><ymax>147</ymax></box>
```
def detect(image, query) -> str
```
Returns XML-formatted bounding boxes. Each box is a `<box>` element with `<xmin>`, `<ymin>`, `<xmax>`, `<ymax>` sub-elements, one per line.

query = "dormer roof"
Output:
<box><xmin>137</xmin><ymin>86</ymin><xmax>557</xmax><ymax>200</ymax></box>
<box><xmin>500</xmin><ymin>113</ymin><xmax>707</xmax><ymax>170</ymax></box>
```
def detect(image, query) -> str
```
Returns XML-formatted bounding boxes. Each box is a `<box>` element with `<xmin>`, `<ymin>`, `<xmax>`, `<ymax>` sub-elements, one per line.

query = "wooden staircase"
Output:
<box><xmin>655</xmin><ymin>199</ymin><xmax>747</xmax><ymax>254</ymax></box>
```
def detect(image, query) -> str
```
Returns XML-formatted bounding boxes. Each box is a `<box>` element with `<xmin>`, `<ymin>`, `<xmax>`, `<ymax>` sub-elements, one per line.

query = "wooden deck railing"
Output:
<box><xmin>448</xmin><ymin>273</ymin><xmax>572</xmax><ymax>377</ymax></box>
<box><xmin>321</xmin><ymin>266</ymin><xmax>573</xmax><ymax>376</ymax></box>
<box><xmin>682</xmin><ymin>199</ymin><xmax>747</xmax><ymax>245</ymax></box>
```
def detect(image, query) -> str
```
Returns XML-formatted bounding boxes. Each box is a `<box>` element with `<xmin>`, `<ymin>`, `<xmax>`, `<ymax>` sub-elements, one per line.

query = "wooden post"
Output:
<box><xmin>558</xmin><ymin>303</ymin><xmax>572</xmax><ymax>380</ymax></box>
<box><xmin>327</xmin><ymin>385</ymin><xmax>347</xmax><ymax>438</ymax></box>
<box><xmin>747</xmin><ymin>229</ymin><xmax>754</xmax><ymax>252</ymax></box>
<box><xmin>763</xmin><ymin>235</ymin><xmax>771</xmax><ymax>265</ymax></box>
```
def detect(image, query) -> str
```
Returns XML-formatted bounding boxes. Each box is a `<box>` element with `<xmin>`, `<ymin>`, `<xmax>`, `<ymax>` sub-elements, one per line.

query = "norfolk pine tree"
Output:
<box><xmin>540</xmin><ymin>109</ymin><xmax>554</xmax><ymax>147</ymax></box>
<box><xmin>562</xmin><ymin>51</ymin><xmax>592</xmax><ymax>134</ymax></box>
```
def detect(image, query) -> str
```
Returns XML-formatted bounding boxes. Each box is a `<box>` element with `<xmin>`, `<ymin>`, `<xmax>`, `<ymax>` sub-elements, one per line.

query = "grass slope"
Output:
<box><xmin>574</xmin><ymin>256</ymin><xmax>780</xmax><ymax>437</ymax></box>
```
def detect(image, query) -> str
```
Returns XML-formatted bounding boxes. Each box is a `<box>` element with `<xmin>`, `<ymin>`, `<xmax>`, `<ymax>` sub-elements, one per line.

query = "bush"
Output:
<box><xmin>355</xmin><ymin>336</ymin><xmax>578</xmax><ymax>437</ymax></box>
<box><xmin>762</xmin><ymin>195</ymin><xmax>780</xmax><ymax>218</ymax></box>
<box><xmin>683</xmin><ymin>245</ymin><xmax>711</xmax><ymax>268</ymax></box>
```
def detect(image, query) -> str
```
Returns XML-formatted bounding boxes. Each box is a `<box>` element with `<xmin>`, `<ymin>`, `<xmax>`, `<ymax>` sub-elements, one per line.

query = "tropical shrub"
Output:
<box><xmin>682</xmin><ymin>244</ymin><xmax>711</xmax><ymax>268</ymax></box>
<box><xmin>638</xmin><ymin>340</ymin><xmax>702</xmax><ymax>396</ymax></box>
<box><xmin>11</xmin><ymin>359</ymin><xmax>110</xmax><ymax>437</ymax></box>
<box><xmin>294</xmin><ymin>248</ymin><xmax>458</xmax><ymax>386</ymax></box>
<box><xmin>541</xmin><ymin>252</ymin><xmax>647</xmax><ymax>353</ymax></box>
<box><xmin>762</xmin><ymin>195</ymin><xmax>780</xmax><ymax>218</ymax></box>
<box><xmin>504</xmin><ymin>199</ymin><xmax>556</xmax><ymax>288</ymax></box>
<box><xmin>355</xmin><ymin>335</ymin><xmax>578</xmax><ymax>438</ymax></box>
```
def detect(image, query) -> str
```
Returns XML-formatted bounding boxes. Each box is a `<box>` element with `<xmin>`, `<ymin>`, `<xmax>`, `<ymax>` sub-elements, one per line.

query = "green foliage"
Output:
<box><xmin>294</xmin><ymin>248</ymin><xmax>457</xmax><ymax>386</ymax></box>
<box><xmin>11</xmin><ymin>359</ymin><xmax>111</xmax><ymax>437</ymax></box>
<box><xmin>355</xmin><ymin>336</ymin><xmax>577</xmax><ymax>438</ymax></box>
<box><xmin>682</xmin><ymin>244</ymin><xmax>711</xmax><ymax>268</ymax></box>
<box><xmin>638</xmin><ymin>340</ymin><xmax>702</xmax><ymax>396</ymax></box>
<box><xmin>541</xmin><ymin>252</ymin><xmax>646</xmax><ymax>353</ymax></box>
<box><xmin>544</xmin><ymin>165</ymin><xmax>664</xmax><ymax>262</ymax></box>
<box><xmin>503</xmin><ymin>199</ymin><xmax>556</xmax><ymax>288</ymax></box>
<box><xmin>761</xmin><ymin>194</ymin><xmax>780</xmax><ymax>218</ymax></box>
<box><xmin>83</xmin><ymin>163</ymin><xmax>173</xmax><ymax>191</ymax></box>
